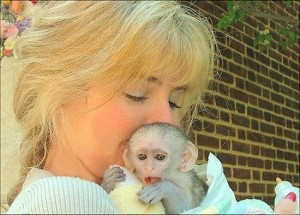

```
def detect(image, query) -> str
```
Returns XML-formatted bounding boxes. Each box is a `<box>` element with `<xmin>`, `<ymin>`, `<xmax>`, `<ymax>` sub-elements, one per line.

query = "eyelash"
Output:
<box><xmin>124</xmin><ymin>93</ymin><xmax>181</xmax><ymax>109</ymax></box>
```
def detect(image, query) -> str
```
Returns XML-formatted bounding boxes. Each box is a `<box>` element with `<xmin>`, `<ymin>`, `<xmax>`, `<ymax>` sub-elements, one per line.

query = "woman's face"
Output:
<box><xmin>55</xmin><ymin>76</ymin><xmax>187</xmax><ymax>182</ymax></box>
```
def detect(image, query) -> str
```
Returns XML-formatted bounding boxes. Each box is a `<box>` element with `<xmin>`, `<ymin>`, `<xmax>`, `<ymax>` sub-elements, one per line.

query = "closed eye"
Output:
<box><xmin>169</xmin><ymin>101</ymin><xmax>181</xmax><ymax>109</ymax></box>
<box><xmin>124</xmin><ymin>93</ymin><xmax>148</xmax><ymax>102</ymax></box>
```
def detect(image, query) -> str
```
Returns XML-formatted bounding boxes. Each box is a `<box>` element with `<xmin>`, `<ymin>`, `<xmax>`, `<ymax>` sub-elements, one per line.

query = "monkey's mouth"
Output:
<box><xmin>144</xmin><ymin>177</ymin><xmax>161</xmax><ymax>185</ymax></box>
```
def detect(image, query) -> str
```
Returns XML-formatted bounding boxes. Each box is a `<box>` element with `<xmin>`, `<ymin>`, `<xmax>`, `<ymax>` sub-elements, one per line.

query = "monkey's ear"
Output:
<box><xmin>180</xmin><ymin>141</ymin><xmax>198</xmax><ymax>172</ymax></box>
<box><xmin>122</xmin><ymin>146</ymin><xmax>135</xmax><ymax>172</ymax></box>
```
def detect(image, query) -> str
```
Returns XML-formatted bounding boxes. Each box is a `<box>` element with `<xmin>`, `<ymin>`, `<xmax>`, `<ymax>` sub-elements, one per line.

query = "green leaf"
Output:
<box><xmin>265</xmin><ymin>34</ymin><xmax>273</xmax><ymax>41</ymax></box>
<box><xmin>227</xmin><ymin>11</ymin><xmax>236</xmax><ymax>21</ymax></box>
<box><xmin>284</xmin><ymin>0</ymin><xmax>292</xmax><ymax>6</ymax></box>
<box><xmin>235</xmin><ymin>10</ymin><xmax>246</xmax><ymax>22</ymax></box>
<box><xmin>227</xmin><ymin>1</ymin><xmax>235</xmax><ymax>12</ymax></box>
<box><xmin>217</xmin><ymin>17</ymin><xmax>230</xmax><ymax>30</ymax></box>
<box><xmin>288</xmin><ymin>31</ymin><xmax>296</xmax><ymax>41</ymax></box>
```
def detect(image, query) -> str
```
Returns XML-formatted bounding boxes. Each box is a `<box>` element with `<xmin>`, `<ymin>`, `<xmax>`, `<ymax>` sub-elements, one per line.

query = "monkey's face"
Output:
<box><xmin>131</xmin><ymin>148</ymin><xmax>170</xmax><ymax>185</ymax></box>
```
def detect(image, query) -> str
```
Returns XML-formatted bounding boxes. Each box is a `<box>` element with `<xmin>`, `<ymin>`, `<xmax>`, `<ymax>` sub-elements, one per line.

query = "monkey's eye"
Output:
<box><xmin>154</xmin><ymin>154</ymin><xmax>166</xmax><ymax>161</ymax></box>
<box><xmin>138</xmin><ymin>154</ymin><xmax>147</xmax><ymax>160</ymax></box>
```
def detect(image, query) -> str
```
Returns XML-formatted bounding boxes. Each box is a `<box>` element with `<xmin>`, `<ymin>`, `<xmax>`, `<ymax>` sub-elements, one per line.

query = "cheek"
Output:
<box><xmin>84</xmin><ymin>99</ymin><xmax>145</xmax><ymax>171</ymax></box>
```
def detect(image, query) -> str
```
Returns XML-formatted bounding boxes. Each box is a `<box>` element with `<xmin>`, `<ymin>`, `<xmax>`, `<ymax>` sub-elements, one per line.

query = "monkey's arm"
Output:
<box><xmin>137</xmin><ymin>180</ymin><xmax>190</xmax><ymax>214</ymax></box>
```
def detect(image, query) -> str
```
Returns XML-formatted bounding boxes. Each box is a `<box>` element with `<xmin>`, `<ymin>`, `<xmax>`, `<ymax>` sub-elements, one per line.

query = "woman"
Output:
<box><xmin>7</xmin><ymin>1</ymin><xmax>216</xmax><ymax>213</ymax></box>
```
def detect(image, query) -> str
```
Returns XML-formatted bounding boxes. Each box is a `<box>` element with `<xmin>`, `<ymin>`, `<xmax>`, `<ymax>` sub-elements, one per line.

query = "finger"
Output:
<box><xmin>139</xmin><ymin>184</ymin><xmax>159</xmax><ymax>195</ymax></box>
<box><xmin>114</xmin><ymin>176</ymin><xmax>126</xmax><ymax>182</ymax></box>
<box><xmin>105</xmin><ymin>167</ymin><xmax>124</xmax><ymax>179</ymax></box>
<box><xmin>150</xmin><ymin>195</ymin><xmax>163</xmax><ymax>205</ymax></box>
<box><xmin>110</xmin><ymin>172</ymin><xmax>126</xmax><ymax>181</ymax></box>
<box><xmin>141</xmin><ymin>191</ymin><xmax>159</xmax><ymax>204</ymax></box>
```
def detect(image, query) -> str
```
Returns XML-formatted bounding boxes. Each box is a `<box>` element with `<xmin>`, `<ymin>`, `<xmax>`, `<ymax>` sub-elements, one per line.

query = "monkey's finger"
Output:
<box><xmin>138</xmin><ymin>187</ymin><xmax>158</xmax><ymax>202</ymax></box>
<box><xmin>147</xmin><ymin>188</ymin><xmax>164</xmax><ymax>204</ymax></box>
<box><xmin>139</xmin><ymin>184</ymin><xmax>160</xmax><ymax>195</ymax></box>
<box><xmin>105</xmin><ymin>167</ymin><xmax>124</xmax><ymax>178</ymax></box>
<box><xmin>114</xmin><ymin>177</ymin><xmax>126</xmax><ymax>183</ymax></box>
<box><xmin>110</xmin><ymin>172</ymin><xmax>126</xmax><ymax>180</ymax></box>
<box><xmin>106</xmin><ymin>166</ymin><xmax>124</xmax><ymax>175</ymax></box>
<box><xmin>149</xmin><ymin>195</ymin><xmax>163</xmax><ymax>205</ymax></box>
<box><xmin>139</xmin><ymin>191</ymin><xmax>160</xmax><ymax>205</ymax></box>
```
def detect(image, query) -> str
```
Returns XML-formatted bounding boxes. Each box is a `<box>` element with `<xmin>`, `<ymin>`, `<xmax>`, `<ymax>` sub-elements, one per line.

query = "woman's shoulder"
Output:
<box><xmin>7</xmin><ymin>176</ymin><xmax>118</xmax><ymax>214</ymax></box>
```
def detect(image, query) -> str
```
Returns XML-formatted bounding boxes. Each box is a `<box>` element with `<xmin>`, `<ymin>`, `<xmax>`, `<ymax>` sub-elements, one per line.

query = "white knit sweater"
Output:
<box><xmin>7</xmin><ymin>168</ymin><xmax>119</xmax><ymax>214</ymax></box>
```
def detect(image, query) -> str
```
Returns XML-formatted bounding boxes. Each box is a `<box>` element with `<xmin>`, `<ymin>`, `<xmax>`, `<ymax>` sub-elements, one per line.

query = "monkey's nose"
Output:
<box><xmin>146</xmin><ymin>167</ymin><xmax>154</xmax><ymax>172</ymax></box>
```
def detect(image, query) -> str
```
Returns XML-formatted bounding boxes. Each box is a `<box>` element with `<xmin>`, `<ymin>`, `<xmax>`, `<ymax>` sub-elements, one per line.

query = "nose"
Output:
<box><xmin>145</xmin><ymin>101</ymin><xmax>175</xmax><ymax>125</ymax></box>
<box><xmin>145</xmin><ymin>159</ymin><xmax>154</xmax><ymax>173</ymax></box>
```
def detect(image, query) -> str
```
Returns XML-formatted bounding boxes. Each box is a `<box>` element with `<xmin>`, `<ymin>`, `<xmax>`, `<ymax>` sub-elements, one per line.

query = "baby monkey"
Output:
<box><xmin>123</xmin><ymin>122</ymin><xmax>208</xmax><ymax>214</ymax></box>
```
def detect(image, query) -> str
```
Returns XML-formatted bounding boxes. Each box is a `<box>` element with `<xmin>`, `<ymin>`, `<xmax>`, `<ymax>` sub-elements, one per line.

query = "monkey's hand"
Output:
<box><xmin>101</xmin><ymin>166</ymin><xmax>126</xmax><ymax>193</ymax></box>
<box><xmin>137</xmin><ymin>181</ymin><xmax>175</xmax><ymax>205</ymax></box>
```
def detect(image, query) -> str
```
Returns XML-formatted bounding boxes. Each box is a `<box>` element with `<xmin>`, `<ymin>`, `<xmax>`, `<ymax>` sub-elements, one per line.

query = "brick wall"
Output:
<box><xmin>191</xmin><ymin>1</ymin><xmax>299</xmax><ymax>205</ymax></box>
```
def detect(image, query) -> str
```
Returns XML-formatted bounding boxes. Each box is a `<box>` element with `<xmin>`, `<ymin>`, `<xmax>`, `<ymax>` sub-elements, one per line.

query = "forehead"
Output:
<box><xmin>143</xmin><ymin>76</ymin><xmax>188</xmax><ymax>91</ymax></box>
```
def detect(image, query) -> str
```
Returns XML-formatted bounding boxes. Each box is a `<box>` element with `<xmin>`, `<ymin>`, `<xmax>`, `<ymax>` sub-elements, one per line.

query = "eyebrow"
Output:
<box><xmin>147</xmin><ymin>76</ymin><xmax>188</xmax><ymax>91</ymax></box>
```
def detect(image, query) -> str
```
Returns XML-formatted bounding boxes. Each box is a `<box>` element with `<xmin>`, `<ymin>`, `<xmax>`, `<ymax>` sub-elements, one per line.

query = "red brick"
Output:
<box><xmin>273</xmin><ymin>137</ymin><xmax>286</xmax><ymax>149</ymax></box>
<box><xmin>216</xmin><ymin>125</ymin><xmax>236</xmax><ymax>137</ymax></box>
<box><xmin>239</xmin><ymin>182</ymin><xmax>247</xmax><ymax>192</ymax></box>
<box><xmin>203</xmin><ymin>121</ymin><xmax>214</xmax><ymax>133</ymax></box>
<box><xmin>237</xmin><ymin>129</ymin><xmax>246</xmax><ymax>140</ymax></box>
<box><xmin>260</xmin><ymin>122</ymin><xmax>275</xmax><ymax>134</ymax></box>
<box><xmin>197</xmin><ymin>134</ymin><xmax>219</xmax><ymax>149</ymax></box>
<box><xmin>228</xmin><ymin>181</ymin><xmax>237</xmax><ymax>191</ymax></box>
<box><xmin>264</xmin><ymin>160</ymin><xmax>272</xmax><ymax>170</ymax></box>
<box><xmin>267</xmin><ymin>184</ymin><xmax>274</xmax><ymax>194</ymax></box>
<box><xmin>223</xmin><ymin>167</ymin><xmax>232</xmax><ymax>178</ymax></box>
<box><xmin>238</xmin><ymin>156</ymin><xmax>247</xmax><ymax>166</ymax></box>
<box><xmin>249</xmin><ymin>183</ymin><xmax>265</xmax><ymax>193</ymax></box>
<box><xmin>253</xmin><ymin>171</ymin><xmax>261</xmax><ymax>180</ymax></box>
<box><xmin>192</xmin><ymin>118</ymin><xmax>202</xmax><ymax>131</ymax></box>
<box><xmin>234</xmin><ymin>168</ymin><xmax>251</xmax><ymax>179</ymax></box>
<box><xmin>220</xmin><ymin>111</ymin><xmax>230</xmax><ymax>122</ymax></box>
<box><xmin>261</xmin><ymin>147</ymin><xmax>276</xmax><ymax>158</ymax></box>
<box><xmin>273</xmin><ymin>161</ymin><xmax>287</xmax><ymax>171</ymax></box>
<box><xmin>258</xmin><ymin>98</ymin><xmax>273</xmax><ymax>112</ymax></box>
<box><xmin>248</xmin><ymin>157</ymin><xmax>264</xmax><ymax>168</ymax></box>
<box><xmin>262</xmin><ymin>172</ymin><xmax>277</xmax><ymax>181</ymax></box>
<box><xmin>221</xmin><ymin>139</ymin><xmax>230</xmax><ymax>150</ymax></box>
<box><xmin>277</xmin><ymin>149</ymin><xmax>284</xmax><ymax>159</ymax></box>
<box><xmin>230</xmin><ymin>88</ymin><xmax>248</xmax><ymax>102</ymax></box>
<box><xmin>232</xmin><ymin>141</ymin><xmax>250</xmax><ymax>153</ymax></box>
<box><xmin>217</xmin><ymin>152</ymin><xmax>236</xmax><ymax>165</ymax></box>
<box><xmin>229</xmin><ymin>62</ymin><xmax>246</xmax><ymax>78</ymax></box>
<box><xmin>247</xmin><ymin>107</ymin><xmax>263</xmax><ymax>119</ymax></box>
<box><xmin>232</xmin><ymin>114</ymin><xmax>250</xmax><ymax>128</ymax></box>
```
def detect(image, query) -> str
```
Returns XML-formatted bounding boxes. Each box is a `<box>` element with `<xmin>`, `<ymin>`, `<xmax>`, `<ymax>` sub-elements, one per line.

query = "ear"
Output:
<box><xmin>122</xmin><ymin>146</ymin><xmax>135</xmax><ymax>172</ymax></box>
<box><xmin>180</xmin><ymin>141</ymin><xmax>198</xmax><ymax>172</ymax></box>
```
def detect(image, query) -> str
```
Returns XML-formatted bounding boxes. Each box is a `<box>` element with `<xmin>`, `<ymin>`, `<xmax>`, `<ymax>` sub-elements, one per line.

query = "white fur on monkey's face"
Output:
<box><xmin>127</xmin><ymin>123</ymin><xmax>186</xmax><ymax>185</ymax></box>
<box><xmin>132</xmin><ymin>142</ymin><xmax>171</xmax><ymax>185</ymax></box>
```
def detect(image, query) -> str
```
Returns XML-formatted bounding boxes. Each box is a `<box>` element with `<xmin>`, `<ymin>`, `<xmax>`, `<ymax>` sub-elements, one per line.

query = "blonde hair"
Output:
<box><xmin>8</xmin><ymin>1</ymin><xmax>216</xmax><ymax>204</ymax></box>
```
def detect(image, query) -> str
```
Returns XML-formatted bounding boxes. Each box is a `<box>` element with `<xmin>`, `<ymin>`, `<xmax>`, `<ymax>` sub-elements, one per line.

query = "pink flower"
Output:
<box><xmin>1</xmin><ymin>21</ymin><xmax>19</xmax><ymax>38</ymax></box>
<box><xmin>5</xmin><ymin>23</ymin><xmax>19</xmax><ymax>38</ymax></box>
<box><xmin>3</xmin><ymin>49</ymin><xmax>13</xmax><ymax>56</ymax></box>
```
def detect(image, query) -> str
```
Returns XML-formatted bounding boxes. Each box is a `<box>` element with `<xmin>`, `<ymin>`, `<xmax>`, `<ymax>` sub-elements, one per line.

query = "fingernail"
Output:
<box><xmin>285</xmin><ymin>192</ymin><xmax>296</xmax><ymax>202</ymax></box>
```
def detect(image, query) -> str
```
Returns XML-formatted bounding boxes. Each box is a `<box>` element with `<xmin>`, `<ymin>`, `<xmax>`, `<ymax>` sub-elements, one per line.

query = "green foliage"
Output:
<box><xmin>278</xmin><ymin>27</ymin><xmax>300</xmax><ymax>49</ymax></box>
<box><xmin>283</xmin><ymin>0</ymin><xmax>293</xmax><ymax>6</ymax></box>
<box><xmin>253</xmin><ymin>29</ymin><xmax>273</xmax><ymax>53</ymax></box>
<box><xmin>217</xmin><ymin>1</ymin><xmax>246</xmax><ymax>30</ymax></box>
<box><xmin>217</xmin><ymin>1</ymin><xmax>299</xmax><ymax>52</ymax></box>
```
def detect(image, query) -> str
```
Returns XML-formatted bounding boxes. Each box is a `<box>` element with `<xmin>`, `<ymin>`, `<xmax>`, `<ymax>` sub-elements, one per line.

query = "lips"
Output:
<box><xmin>144</xmin><ymin>177</ymin><xmax>161</xmax><ymax>185</ymax></box>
